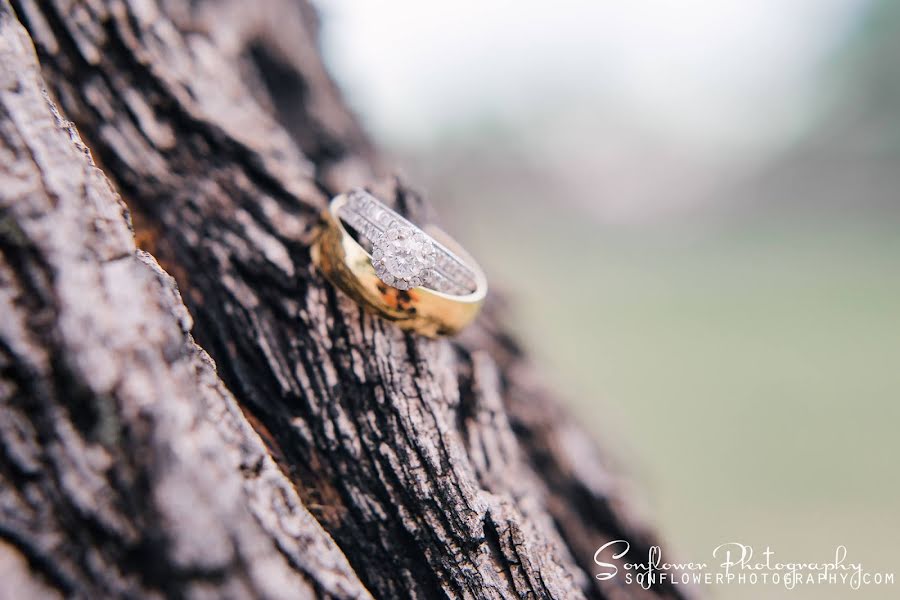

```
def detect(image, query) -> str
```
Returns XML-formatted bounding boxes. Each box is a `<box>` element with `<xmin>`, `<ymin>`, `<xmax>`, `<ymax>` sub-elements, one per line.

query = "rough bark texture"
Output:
<box><xmin>0</xmin><ymin>1</ymin><xmax>685</xmax><ymax>599</ymax></box>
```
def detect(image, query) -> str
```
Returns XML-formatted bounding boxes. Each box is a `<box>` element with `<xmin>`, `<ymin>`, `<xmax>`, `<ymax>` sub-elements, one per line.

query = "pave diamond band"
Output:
<box><xmin>311</xmin><ymin>190</ymin><xmax>487</xmax><ymax>337</ymax></box>
<box><xmin>337</xmin><ymin>190</ymin><xmax>479</xmax><ymax>295</ymax></box>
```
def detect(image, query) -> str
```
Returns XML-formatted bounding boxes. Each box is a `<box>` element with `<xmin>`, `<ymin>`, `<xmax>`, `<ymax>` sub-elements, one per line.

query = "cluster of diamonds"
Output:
<box><xmin>371</xmin><ymin>225</ymin><xmax>436</xmax><ymax>290</ymax></box>
<box><xmin>340</xmin><ymin>190</ymin><xmax>476</xmax><ymax>295</ymax></box>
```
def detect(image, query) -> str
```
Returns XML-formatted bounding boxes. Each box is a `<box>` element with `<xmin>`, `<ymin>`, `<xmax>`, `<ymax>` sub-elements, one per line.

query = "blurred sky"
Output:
<box><xmin>312</xmin><ymin>3</ymin><xmax>900</xmax><ymax>599</ymax></box>
<box><xmin>316</xmin><ymin>0</ymin><xmax>877</xmax><ymax>222</ymax></box>
<box><xmin>318</xmin><ymin>0</ymin><xmax>860</xmax><ymax>147</ymax></box>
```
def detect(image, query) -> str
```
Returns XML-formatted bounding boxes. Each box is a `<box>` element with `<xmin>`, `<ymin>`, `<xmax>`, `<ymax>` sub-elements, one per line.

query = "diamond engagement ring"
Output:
<box><xmin>312</xmin><ymin>189</ymin><xmax>487</xmax><ymax>337</ymax></box>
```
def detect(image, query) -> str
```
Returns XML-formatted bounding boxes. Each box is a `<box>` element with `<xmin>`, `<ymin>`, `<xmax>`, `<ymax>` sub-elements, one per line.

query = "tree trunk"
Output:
<box><xmin>0</xmin><ymin>2</ymin><xmax>684</xmax><ymax>599</ymax></box>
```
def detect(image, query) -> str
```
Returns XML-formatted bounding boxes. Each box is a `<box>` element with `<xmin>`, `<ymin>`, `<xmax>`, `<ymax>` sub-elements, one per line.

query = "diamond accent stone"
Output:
<box><xmin>372</xmin><ymin>224</ymin><xmax>436</xmax><ymax>290</ymax></box>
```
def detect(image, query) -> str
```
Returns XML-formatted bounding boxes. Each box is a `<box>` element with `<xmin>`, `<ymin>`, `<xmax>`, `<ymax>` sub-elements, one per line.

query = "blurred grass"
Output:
<box><xmin>440</xmin><ymin>194</ymin><xmax>900</xmax><ymax>599</ymax></box>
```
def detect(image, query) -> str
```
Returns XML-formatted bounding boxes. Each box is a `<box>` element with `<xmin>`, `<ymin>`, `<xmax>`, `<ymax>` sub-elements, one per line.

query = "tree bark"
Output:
<box><xmin>0</xmin><ymin>2</ymin><xmax>684</xmax><ymax>599</ymax></box>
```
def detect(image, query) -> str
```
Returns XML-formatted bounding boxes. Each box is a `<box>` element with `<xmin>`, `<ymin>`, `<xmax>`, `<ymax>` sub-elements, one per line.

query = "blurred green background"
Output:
<box><xmin>315</xmin><ymin>1</ymin><xmax>900</xmax><ymax>597</ymax></box>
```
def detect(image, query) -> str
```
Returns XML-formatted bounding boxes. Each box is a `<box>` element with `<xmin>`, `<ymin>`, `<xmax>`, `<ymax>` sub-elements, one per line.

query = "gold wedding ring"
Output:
<box><xmin>312</xmin><ymin>190</ymin><xmax>487</xmax><ymax>337</ymax></box>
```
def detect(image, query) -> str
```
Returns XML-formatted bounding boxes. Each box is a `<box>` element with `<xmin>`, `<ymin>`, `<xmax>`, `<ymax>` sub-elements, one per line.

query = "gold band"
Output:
<box><xmin>312</xmin><ymin>193</ymin><xmax>487</xmax><ymax>337</ymax></box>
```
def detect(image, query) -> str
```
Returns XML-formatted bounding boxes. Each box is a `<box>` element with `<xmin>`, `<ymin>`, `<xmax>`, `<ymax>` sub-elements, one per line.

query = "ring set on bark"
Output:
<box><xmin>312</xmin><ymin>189</ymin><xmax>487</xmax><ymax>337</ymax></box>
